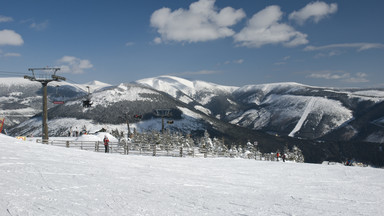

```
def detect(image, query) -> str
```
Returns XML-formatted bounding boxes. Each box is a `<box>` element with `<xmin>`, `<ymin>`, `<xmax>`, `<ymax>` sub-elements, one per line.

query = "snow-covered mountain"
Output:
<box><xmin>2</xmin><ymin>76</ymin><xmax>384</xmax><ymax>165</ymax></box>
<box><xmin>232</xmin><ymin>83</ymin><xmax>384</xmax><ymax>141</ymax></box>
<box><xmin>136</xmin><ymin>75</ymin><xmax>238</xmax><ymax>105</ymax></box>
<box><xmin>8</xmin><ymin>82</ymin><xmax>274</xmax><ymax>150</ymax></box>
<box><xmin>136</xmin><ymin>76</ymin><xmax>384</xmax><ymax>143</ymax></box>
<box><xmin>0</xmin><ymin>77</ymin><xmax>110</xmax><ymax>128</ymax></box>
<box><xmin>136</xmin><ymin>76</ymin><xmax>239</xmax><ymax>117</ymax></box>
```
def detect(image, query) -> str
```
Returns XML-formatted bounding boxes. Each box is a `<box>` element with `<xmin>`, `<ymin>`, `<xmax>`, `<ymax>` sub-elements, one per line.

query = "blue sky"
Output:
<box><xmin>1</xmin><ymin>0</ymin><xmax>383</xmax><ymax>88</ymax></box>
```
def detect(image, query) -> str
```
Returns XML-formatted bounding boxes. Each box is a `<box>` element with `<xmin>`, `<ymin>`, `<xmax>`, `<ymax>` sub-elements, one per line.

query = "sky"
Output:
<box><xmin>0</xmin><ymin>0</ymin><xmax>383</xmax><ymax>88</ymax></box>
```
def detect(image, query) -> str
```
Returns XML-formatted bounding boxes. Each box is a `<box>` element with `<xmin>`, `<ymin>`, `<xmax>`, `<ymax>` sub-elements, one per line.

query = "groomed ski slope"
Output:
<box><xmin>1</xmin><ymin>134</ymin><xmax>383</xmax><ymax>216</ymax></box>
<box><xmin>289</xmin><ymin>97</ymin><xmax>316</xmax><ymax>137</ymax></box>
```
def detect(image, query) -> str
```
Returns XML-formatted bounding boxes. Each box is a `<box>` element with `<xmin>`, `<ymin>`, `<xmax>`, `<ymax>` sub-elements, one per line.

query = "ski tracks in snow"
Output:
<box><xmin>289</xmin><ymin>98</ymin><xmax>316</xmax><ymax>137</ymax></box>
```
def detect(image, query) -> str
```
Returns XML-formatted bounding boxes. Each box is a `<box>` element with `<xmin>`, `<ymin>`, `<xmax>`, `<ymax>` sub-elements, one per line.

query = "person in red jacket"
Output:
<box><xmin>103</xmin><ymin>135</ymin><xmax>109</xmax><ymax>153</ymax></box>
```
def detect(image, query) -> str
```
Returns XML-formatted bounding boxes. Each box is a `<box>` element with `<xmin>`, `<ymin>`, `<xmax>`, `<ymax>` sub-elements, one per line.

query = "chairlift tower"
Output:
<box><xmin>154</xmin><ymin>109</ymin><xmax>171</xmax><ymax>134</ymax></box>
<box><xmin>24</xmin><ymin>68</ymin><xmax>66</xmax><ymax>143</ymax></box>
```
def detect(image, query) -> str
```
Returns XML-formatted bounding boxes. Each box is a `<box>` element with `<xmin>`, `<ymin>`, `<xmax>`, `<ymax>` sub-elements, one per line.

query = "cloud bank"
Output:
<box><xmin>289</xmin><ymin>2</ymin><xmax>338</xmax><ymax>25</ymax></box>
<box><xmin>29</xmin><ymin>20</ymin><xmax>49</xmax><ymax>31</ymax></box>
<box><xmin>0</xmin><ymin>15</ymin><xmax>13</xmax><ymax>23</ymax></box>
<box><xmin>0</xmin><ymin>29</ymin><xmax>24</xmax><ymax>46</ymax></box>
<box><xmin>234</xmin><ymin>6</ymin><xmax>308</xmax><ymax>48</ymax></box>
<box><xmin>150</xmin><ymin>0</ymin><xmax>245</xmax><ymax>43</ymax></box>
<box><xmin>57</xmin><ymin>56</ymin><xmax>93</xmax><ymax>74</ymax></box>
<box><xmin>308</xmin><ymin>71</ymin><xmax>369</xmax><ymax>83</ymax></box>
<box><xmin>305</xmin><ymin>43</ymin><xmax>384</xmax><ymax>52</ymax></box>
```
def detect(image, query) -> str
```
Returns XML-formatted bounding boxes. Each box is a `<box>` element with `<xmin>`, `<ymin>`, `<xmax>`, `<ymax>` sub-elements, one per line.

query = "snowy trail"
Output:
<box><xmin>289</xmin><ymin>98</ymin><xmax>316</xmax><ymax>137</ymax></box>
<box><xmin>1</xmin><ymin>134</ymin><xmax>384</xmax><ymax>216</ymax></box>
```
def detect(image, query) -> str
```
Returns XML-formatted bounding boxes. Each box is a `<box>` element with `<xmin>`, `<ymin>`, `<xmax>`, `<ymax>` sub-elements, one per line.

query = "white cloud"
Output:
<box><xmin>153</xmin><ymin>37</ymin><xmax>162</xmax><ymax>44</ymax></box>
<box><xmin>57</xmin><ymin>56</ymin><xmax>93</xmax><ymax>74</ymax></box>
<box><xmin>150</xmin><ymin>0</ymin><xmax>245</xmax><ymax>43</ymax></box>
<box><xmin>308</xmin><ymin>71</ymin><xmax>369</xmax><ymax>83</ymax></box>
<box><xmin>4</xmin><ymin>52</ymin><xmax>21</xmax><ymax>57</ymax></box>
<box><xmin>234</xmin><ymin>59</ymin><xmax>244</xmax><ymax>64</ymax></box>
<box><xmin>289</xmin><ymin>1</ymin><xmax>337</xmax><ymax>25</ymax></box>
<box><xmin>0</xmin><ymin>29</ymin><xmax>24</xmax><ymax>46</ymax></box>
<box><xmin>222</xmin><ymin>59</ymin><xmax>244</xmax><ymax>65</ymax></box>
<box><xmin>305</xmin><ymin>43</ymin><xmax>384</xmax><ymax>52</ymax></box>
<box><xmin>234</xmin><ymin>6</ymin><xmax>308</xmax><ymax>48</ymax></box>
<box><xmin>0</xmin><ymin>15</ymin><xmax>13</xmax><ymax>23</ymax></box>
<box><xmin>125</xmin><ymin>42</ymin><xmax>134</xmax><ymax>46</ymax></box>
<box><xmin>274</xmin><ymin>62</ymin><xmax>286</xmax><ymax>66</ymax></box>
<box><xmin>29</xmin><ymin>20</ymin><xmax>49</xmax><ymax>31</ymax></box>
<box><xmin>172</xmin><ymin>70</ymin><xmax>221</xmax><ymax>76</ymax></box>
<box><xmin>274</xmin><ymin>56</ymin><xmax>291</xmax><ymax>65</ymax></box>
<box><xmin>283</xmin><ymin>56</ymin><xmax>291</xmax><ymax>61</ymax></box>
<box><xmin>314</xmin><ymin>50</ymin><xmax>342</xmax><ymax>58</ymax></box>
<box><xmin>344</xmin><ymin>73</ymin><xmax>369</xmax><ymax>83</ymax></box>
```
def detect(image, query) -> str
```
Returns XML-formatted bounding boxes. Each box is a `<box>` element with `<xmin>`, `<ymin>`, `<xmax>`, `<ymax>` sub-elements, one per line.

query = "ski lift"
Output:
<box><xmin>82</xmin><ymin>86</ymin><xmax>93</xmax><ymax>108</ymax></box>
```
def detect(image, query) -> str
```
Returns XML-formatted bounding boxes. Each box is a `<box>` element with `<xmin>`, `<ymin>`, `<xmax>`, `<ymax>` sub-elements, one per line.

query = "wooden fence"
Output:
<box><xmin>35</xmin><ymin>139</ymin><xmax>282</xmax><ymax>160</ymax></box>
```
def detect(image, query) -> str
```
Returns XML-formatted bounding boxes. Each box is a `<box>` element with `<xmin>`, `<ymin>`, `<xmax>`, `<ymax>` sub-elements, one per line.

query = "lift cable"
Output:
<box><xmin>0</xmin><ymin>70</ymin><xmax>26</xmax><ymax>76</ymax></box>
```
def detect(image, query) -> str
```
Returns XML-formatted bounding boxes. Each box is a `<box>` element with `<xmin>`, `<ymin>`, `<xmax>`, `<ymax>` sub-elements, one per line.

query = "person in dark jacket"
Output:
<box><xmin>103</xmin><ymin>135</ymin><xmax>109</xmax><ymax>153</ymax></box>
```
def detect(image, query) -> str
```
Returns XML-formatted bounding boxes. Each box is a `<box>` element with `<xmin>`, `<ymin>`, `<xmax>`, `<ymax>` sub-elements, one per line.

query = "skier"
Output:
<box><xmin>282</xmin><ymin>153</ymin><xmax>286</xmax><ymax>162</ymax></box>
<box><xmin>104</xmin><ymin>135</ymin><xmax>109</xmax><ymax>153</ymax></box>
<box><xmin>276</xmin><ymin>152</ymin><xmax>280</xmax><ymax>161</ymax></box>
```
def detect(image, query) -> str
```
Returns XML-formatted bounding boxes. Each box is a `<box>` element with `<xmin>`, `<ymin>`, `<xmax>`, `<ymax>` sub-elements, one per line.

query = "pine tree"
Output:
<box><xmin>290</xmin><ymin>145</ymin><xmax>305</xmax><ymax>163</ymax></box>
<box><xmin>229</xmin><ymin>145</ymin><xmax>238</xmax><ymax>158</ymax></box>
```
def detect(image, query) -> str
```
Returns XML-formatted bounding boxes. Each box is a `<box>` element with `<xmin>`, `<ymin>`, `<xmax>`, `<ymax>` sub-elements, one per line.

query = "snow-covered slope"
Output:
<box><xmin>0</xmin><ymin>77</ymin><xmax>112</xmax><ymax>127</ymax></box>
<box><xmin>8</xmin><ymin>83</ymin><xmax>207</xmax><ymax>137</ymax></box>
<box><xmin>73</xmin><ymin>80</ymin><xmax>112</xmax><ymax>93</ymax></box>
<box><xmin>136</xmin><ymin>75</ymin><xmax>238</xmax><ymax>105</ymax></box>
<box><xmin>0</xmin><ymin>77</ymin><xmax>47</xmax><ymax>127</ymax></box>
<box><xmin>4</xmin><ymin>76</ymin><xmax>384</xmax><ymax>143</ymax></box>
<box><xmin>229</xmin><ymin>82</ymin><xmax>384</xmax><ymax>139</ymax></box>
<box><xmin>136</xmin><ymin>78</ymin><xmax>384</xmax><ymax>140</ymax></box>
<box><xmin>1</xmin><ymin>134</ymin><xmax>383</xmax><ymax>215</ymax></box>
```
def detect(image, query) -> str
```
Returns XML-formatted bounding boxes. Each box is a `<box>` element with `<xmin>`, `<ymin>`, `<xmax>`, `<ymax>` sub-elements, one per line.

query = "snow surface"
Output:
<box><xmin>0</xmin><ymin>77</ymin><xmax>40</xmax><ymax>87</ymax></box>
<box><xmin>263</xmin><ymin>94</ymin><xmax>353</xmax><ymax>136</ymax></box>
<box><xmin>136</xmin><ymin>75</ymin><xmax>238</xmax><ymax>105</ymax></box>
<box><xmin>82</xmin><ymin>80</ymin><xmax>112</xmax><ymax>92</ymax></box>
<box><xmin>64</xmin><ymin>84</ymin><xmax>159</xmax><ymax>108</ymax></box>
<box><xmin>289</xmin><ymin>98</ymin><xmax>316</xmax><ymax>137</ymax></box>
<box><xmin>1</xmin><ymin>134</ymin><xmax>384</xmax><ymax>216</ymax></box>
<box><xmin>194</xmin><ymin>105</ymin><xmax>211</xmax><ymax>115</ymax></box>
<box><xmin>235</xmin><ymin>82</ymin><xmax>308</xmax><ymax>96</ymax></box>
<box><xmin>12</xmin><ymin>113</ymin><xmax>205</xmax><ymax>138</ymax></box>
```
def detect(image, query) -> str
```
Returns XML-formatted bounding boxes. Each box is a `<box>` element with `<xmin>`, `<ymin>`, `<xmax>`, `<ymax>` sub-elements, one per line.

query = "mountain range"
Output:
<box><xmin>1</xmin><ymin>76</ymin><xmax>384</xmax><ymax>165</ymax></box>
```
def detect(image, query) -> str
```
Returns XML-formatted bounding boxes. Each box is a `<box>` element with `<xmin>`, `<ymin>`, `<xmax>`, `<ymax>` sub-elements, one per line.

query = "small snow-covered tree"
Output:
<box><xmin>237</xmin><ymin>145</ymin><xmax>244</xmax><ymax>158</ymax></box>
<box><xmin>204</xmin><ymin>130</ymin><xmax>213</xmax><ymax>151</ymax></box>
<box><xmin>212</xmin><ymin>137</ymin><xmax>227</xmax><ymax>156</ymax></box>
<box><xmin>199</xmin><ymin>130</ymin><xmax>213</xmax><ymax>154</ymax></box>
<box><xmin>244</xmin><ymin>141</ymin><xmax>254</xmax><ymax>159</ymax></box>
<box><xmin>185</xmin><ymin>134</ymin><xmax>195</xmax><ymax>156</ymax></box>
<box><xmin>229</xmin><ymin>145</ymin><xmax>238</xmax><ymax>158</ymax></box>
<box><xmin>290</xmin><ymin>145</ymin><xmax>305</xmax><ymax>163</ymax></box>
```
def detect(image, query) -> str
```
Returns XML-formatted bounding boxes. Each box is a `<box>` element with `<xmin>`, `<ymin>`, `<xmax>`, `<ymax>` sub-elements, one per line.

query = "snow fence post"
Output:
<box><xmin>124</xmin><ymin>142</ymin><xmax>128</xmax><ymax>155</ymax></box>
<box><xmin>66</xmin><ymin>141</ymin><xmax>69</xmax><ymax>148</ymax></box>
<box><xmin>96</xmin><ymin>141</ymin><xmax>99</xmax><ymax>152</ymax></box>
<box><xmin>153</xmin><ymin>143</ymin><xmax>156</xmax><ymax>156</ymax></box>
